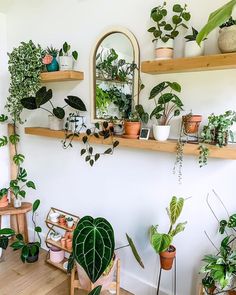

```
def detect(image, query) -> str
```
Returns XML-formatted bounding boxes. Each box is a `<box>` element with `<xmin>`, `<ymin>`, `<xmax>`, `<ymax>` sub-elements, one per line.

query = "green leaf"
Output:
<box><xmin>0</xmin><ymin>236</ymin><xmax>9</xmax><ymax>249</ymax></box>
<box><xmin>73</xmin><ymin>216</ymin><xmax>115</xmax><ymax>283</ymax></box>
<box><xmin>18</xmin><ymin>168</ymin><xmax>27</xmax><ymax>182</ymax></box>
<box><xmin>35</xmin><ymin>226</ymin><xmax>42</xmax><ymax>233</ymax></box>
<box><xmin>196</xmin><ymin>0</ymin><xmax>236</xmax><ymax>45</ymax></box>
<box><xmin>228</xmin><ymin>214</ymin><xmax>236</xmax><ymax>228</ymax></box>
<box><xmin>81</xmin><ymin>149</ymin><xmax>86</xmax><ymax>156</ymax></box>
<box><xmin>82</xmin><ymin>136</ymin><xmax>88</xmax><ymax>144</ymax></box>
<box><xmin>95</xmin><ymin>122</ymin><xmax>100</xmax><ymax>129</ymax></box>
<box><xmin>89</xmin><ymin>159</ymin><xmax>94</xmax><ymax>167</ymax></box>
<box><xmin>104</xmin><ymin>148</ymin><xmax>112</xmax><ymax>154</ymax></box>
<box><xmin>126</xmin><ymin>234</ymin><xmax>144</xmax><ymax>268</ymax></box>
<box><xmin>67</xmin><ymin>254</ymin><xmax>75</xmax><ymax>274</ymax></box>
<box><xmin>150</xmin><ymin>105</ymin><xmax>164</xmax><ymax>119</ymax></box>
<box><xmin>13</xmin><ymin>154</ymin><xmax>25</xmax><ymax>165</ymax></box>
<box><xmin>170</xmin><ymin>222</ymin><xmax>187</xmax><ymax>237</ymax></box>
<box><xmin>182</xmin><ymin>12</ymin><xmax>191</xmax><ymax>21</ymax></box>
<box><xmin>95</xmin><ymin>153</ymin><xmax>100</xmax><ymax>161</ymax></box>
<box><xmin>53</xmin><ymin>107</ymin><xmax>65</xmax><ymax>120</ymax></box>
<box><xmin>11</xmin><ymin>240</ymin><xmax>25</xmax><ymax>250</ymax></box>
<box><xmin>16</xmin><ymin>234</ymin><xmax>23</xmax><ymax>241</ymax></box>
<box><xmin>72</xmin><ymin>51</ymin><xmax>78</xmax><ymax>60</ymax></box>
<box><xmin>151</xmin><ymin>232</ymin><xmax>172</xmax><ymax>253</ymax></box>
<box><xmin>35</xmin><ymin>87</ymin><xmax>52</xmax><ymax>107</ymax></box>
<box><xmin>164</xmin><ymin>24</ymin><xmax>173</xmax><ymax>31</ymax></box>
<box><xmin>88</xmin><ymin>286</ymin><xmax>102</xmax><ymax>295</ymax></box>
<box><xmin>219</xmin><ymin>220</ymin><xmax>227</xmax><ymax>234</ymax></box>
<box><xmin>0</xmin><ymin>114</ymin><xmax>8</xmax><ymax>122</ymax></box>
<box><xmin>158</xmin><ymin>93</ymin><xmax>173</xmax><ymax>104</ymax></box>
<box><xmin>0</xmin><ymin>228</ymin><xmax>15</xmax><ymax>236</ymax></box>
<box><xmin>0</xmin><ymin>136</ymin><xmax>8</xmax><ymax>147</ymax></box>
<box><xmin>149</xmin><ymin>82</ymin><xmax>168</xmax><ymax>99</ymax></box>
<box><xmin>26</xmin><ymin>181</ymin><xmax>36</xmax><ymax>189</ymax></box>
<box><xmin>30</xmin><ymin>244</ymin><xmax>38</xmax><ymax>256</ymax></box>
<box><xmin>9</xmin><ymin>134</ymin><xmax>20</xmax><ymax>145</ymax></box>
<box><xmin>65</xmin><ymin>96</ymin><xmax>87</xmax><ymax>112</ymax></box>
<box><xmin>168</xmin><ymin>82</ymin><xmax>181</xmax><ymax>93</ymax></box>
<box><xmin>33</xmin><ymin>199</ymin><xmax>40</xmax><ymax>213</ymax></box>
<box><xmin>113</xmin><ymin>141</ymin><xmax>119</xmax><ymax>148</ymax></box>
<box><xmin>148</xmin><ymin>27</ymin><xmax>156</xmax><ymax>33</ymax></box>
<box><xmin>151</xmin><ymin>11</ymin><xmax>163</xmax><ymax>22</ymax></box>
<box><xmin>86</xmin><ymin>129</ymin><xmax>92</xmax><ymax>136</ymax></box>
<box><xmin>85</xmin><ymin>155</ymin><xmax>90</xmax><ymax>162</ymax></box>
<box><xmin>22</xmin><ymin>245</ymin><xmax>29</xmax><ymax>259</ymax></box>
<box><xmin>18</xmin><ymin>190</ymin><xmax>26</xmax><ymax>198</ymax></box>
<box><xmin>172</xmin><ymin>15</ymin><xmax>182</xmax><ymax>25</ymax></box>
<box><xmin>173</xmin><ymin>4</ymin><xmax>183</xmax><ymax>13</ymax></box>
<box><xmin>169</xmin><ymin>196</ymin><xmax>184</xmax><ymax>225</ymax></box>
<box><xmin>21</xmin><ymin>97</ymin><xmax>37</xmax><ymax>110</ymax></box>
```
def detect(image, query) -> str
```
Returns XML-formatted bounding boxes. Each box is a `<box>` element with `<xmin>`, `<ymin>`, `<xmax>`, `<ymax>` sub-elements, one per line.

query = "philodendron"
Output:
<box><xmin>67</xmin><ymin>216</ymin><xmax>144</xmax><ymax>295</ymax></box>
<box><xmin>149</xmin><ymin>196</ymin><xmax>187</xmax><ymax>271</ymax></box>
<box><xmin>59</xmin><ymin>42</ymin><xmax>78</xmax><ymax>71</ymax></box>
<box><xmin>149</xmin><ymin>81</ymin><xmax>184</xmax><ymax>141</ymax></box>
<box><xmin>148</xmin><ymin>2</ymin><xmax>191</xmax><ymax>59</ymax></box>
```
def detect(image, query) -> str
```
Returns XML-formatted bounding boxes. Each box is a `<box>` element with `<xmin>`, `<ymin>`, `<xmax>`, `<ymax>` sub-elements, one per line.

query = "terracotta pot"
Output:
<box><xmin>59</xmin><ymin>216</ymin><xmax>66</xmax><ymax>225</ymax></box>
<box><xmin>66</xmin><ymin>239</ymin><xmax>72</xmax><ymax>250</ymax></box>
<box><xmin>159</xmin><ymin>245</ymin><xmax>176</xmax><ymax>270</ymax></box>
<box><xmin>182</xmin><ymin>115</ymin><xmax>202</xmax><ymax>134</ymax></box>
<box><xmin>123</xmin><ymin>121</ymin><xmax>141</xmax><ymax>139</ymax></box>
<box><xmin>218</xmin><ymin>25</ymin><xmax>236</xmax><ymax>53</ymax></box>
<box><xmin>228</xmin><ymin>291</ymin><xmax>236</xmax><ymax>295</ymax></box>
<box><xmin>76</xmin><ymin>256</ymin><xmax>117</xmax><ymax>291</ymax></box>
<box><xmin>0</xmin><ymin>195</ymin><xmax>8</xmax><ymax>208</ymax></box>
<box><xmin>61</xmin><ymin>238</ymin><xmax>66</xmax><ymax>248</ymax></box>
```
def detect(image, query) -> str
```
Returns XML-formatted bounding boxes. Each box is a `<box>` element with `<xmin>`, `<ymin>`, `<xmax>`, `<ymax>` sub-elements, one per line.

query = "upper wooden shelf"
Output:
<box><xmin>40</xmin><ymin>70</ymin><xmax>84</xmax><ymax>82</ymax></box>
<box><xmin>25</xmin><ymin>127</ymin><xmax>236</xmax><ymax>160</ymax></box>
<box><xmin>141</xmin><ymin>52</ymin><xmax>236</xmax><ymax>75</ymax></box>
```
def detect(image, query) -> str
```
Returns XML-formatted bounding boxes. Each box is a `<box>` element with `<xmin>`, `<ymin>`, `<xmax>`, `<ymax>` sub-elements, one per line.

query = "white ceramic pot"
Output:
<box><xmin>59</xmin><ymin>56</ymin><xmax>73</xmax><ymax>71</ymax></box>
<box><xmin>155</xmin><ymin>39</ymin><xmax>174</xmax><ymax>60</ymax></box>
<box><xmin>218</xmin><ymin>25</ymin><xmax>236</xmax><ymax>53</ymax></box>
<box><xmin>184</xmin><ymin>41</ymin><xmax>205</xmax><ymax>57</ymax></box>
<box><xmin>14</xmin><ymin>198</ymin><xmax>22</xmax><ymax>208</ymax></box>
<box><xmin>49</xmin><ymin>247</ymin><xmax>65</xmax><ymax>263</ymax></box>
<box><xmin>48</xmin><ymin>115</ymin><xmax>63</xmax><ymax>131</ymax></box>
<box><xmin>49</xmin><ymin>212</ymin><xmax>60</xmax><ymax>223</ymax></box>
<box><xmin>69</xmin><ymin>115</ymin><xmax>85</xmax><ymax>132</ymax></box>
<box><xmin>66</xmin><ymin>220</ymin><xmax>74</xmax><ymax>228</ymax></box>
<box><xmin>153</xmin><ymin>125</ymin><xmax>170</xmax><ymax>141</ymax></box>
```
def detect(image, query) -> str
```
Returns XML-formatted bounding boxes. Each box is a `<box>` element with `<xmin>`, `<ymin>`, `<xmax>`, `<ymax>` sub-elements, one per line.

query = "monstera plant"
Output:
<box><xmin>68</xmin><ymin>216</ymin><xmax>144</xmax><ymax>295</ymax></box>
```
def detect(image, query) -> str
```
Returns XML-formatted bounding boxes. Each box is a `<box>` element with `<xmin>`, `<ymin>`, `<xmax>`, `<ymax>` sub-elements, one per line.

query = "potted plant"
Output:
<box><xmin>218</xmin><ymin>17</ymin><xmax>236</xmax><ymax>53</ymax></box>
<box><xmin>182</xmin><ymin>112</ymin><xmax>202</xmax><ymax>134</ymax></box>
<box><xmin>149</xmin><ymin>196</ymin><xmax>187</xmax><ymax>271</ymax></box>
<box><xmin>197</xmin><ymin>0</ymin><xmax>236</xmax><ymax>50</ymax></box>
<box><xmin>0</xmin><ymin>189</ymin><xmax>9</xmax><ymax>208</ymax></box>
<box><xmin>67</xmin><ymin>215</ymin><xmax>144</xmax><ymax>295</ymax></box>
<box><xmin>123</xmin><ymin>104</ymin><xmax>149</xmax><ymax>139</ymax></box>
<box><xmin>44</xmin><ymin>46</ymin><xmax>59</xmax><ymax>72</ymax></box>
<box><xmin>50</xmin><ymin>231</ymin><xmax>62</xmax><ymax>242</ymax></box>
<box><xmin>184</xmin><ymin>27</ymin><xmax>205</xmax><ymax>57</ymax></box>
<box><xmin>59</xmin><ymin>214</ymin><xmax>66</xmax><ymax>225</ymax></box>
<box><xmin>21</xmin><ymin>86</ymin><xmax>87</xmax><ymax>131</ymax></box>
<box><xmin>199</xmin><ymin>110</ymin><xmax>236</xmax><ymax>167</ymax></box>
<box><xmin>0</xmin><ymin>228</ymin><xmax>15</xmax><ymax>262</ymax></box>
<box><xmin>59</xmin><ymin>42</ymin><xmax>78</xmax><ymax>71</ymax></box>
<box><xmin>11</xmin><ymin>199</ymin><xmax>42</xmax><ymax>263</ymax></box>
<box><xmin>149</xmin><ymin>81</ymin><xmax>184</xmax><ymax>141</ymax></box>
<box><xmin>66</xmin><ymin>216</ymin><xmax>74</xmax><ymax>228</ymax></box>
<box><xmin>148</xmin><ymin>2</ymin><xmax>191</xmax><ymax>60</ymax></box>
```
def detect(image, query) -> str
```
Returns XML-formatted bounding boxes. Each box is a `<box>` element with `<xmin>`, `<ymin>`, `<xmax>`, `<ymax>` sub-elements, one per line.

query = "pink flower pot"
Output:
<box><xmin>49</xmin><ymin>246</ymin><xmax>65</xmax><ymax>263</ymax></box>
<box><xmin>76</xmin><ymin>257</ymin><xmax>118</xmax><ymax>291</ymax></box>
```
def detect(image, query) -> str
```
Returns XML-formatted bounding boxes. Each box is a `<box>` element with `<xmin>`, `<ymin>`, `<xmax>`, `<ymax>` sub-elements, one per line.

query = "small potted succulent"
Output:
<box><xmin>59</xmin><ymin>42</ymin><xmax>78</xmax><ymax>71</ymax></box>
<box><xmin>11</xmin><ymin>199</ymin><xmax>42</xmax><ymax>263</ymax></box>
<box><xmin>50</xmin><ymin>231</ymin><xmax>62</xmax><ymax>242</ymax></box>
<box><xmin>44</xmin><ymin>46</ymin><xmax>59</xmax><ymax>72</ymax></box>
<box><xmin>66</xmin><ymin>216</ymin><xmax>74</xmax><ymax>228</ymax></box>
<box><xmin>184</xmin><ymin>27</ymin><xmax>205</xmax><ymax>57</ymax></box>
<box><xmin>149</xmin><ymin>196</ymin><xmax>187</xmax><ymax>271</ymax></box>
<box><xmin>123</xmin><ymin>105</ymin><xmax>149</xmax><ymax>139</ymax></box>
<box><xmin>0</xmin><ymin>228</ymin><xmax>15</xmax><ymax>262</ymax></box>
<box><xmin>148</xmin><ymin>2</ymin><xmax>191</xmax><ymax>60</ymax></box>
<box><xmin>149</xmin><ymin>81</ymin><xmax>184</xmax><ymax>141</ymax></box>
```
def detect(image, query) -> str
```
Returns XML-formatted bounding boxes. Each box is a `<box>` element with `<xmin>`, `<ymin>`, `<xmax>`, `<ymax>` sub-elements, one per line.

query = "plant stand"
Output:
<box><xmin>45</xmin><ymin>207</ymin><xmax>79</xmax><ymax>272</ymax></box>
<box><xmin>70</xmin><ymin>258</ymin><xmax>121</xmax><ymax>295</ymax></box>
<box><xmin>156</xmin><ymin>257</ymin><xmax>176</xmax><ymax>295</ymax></box>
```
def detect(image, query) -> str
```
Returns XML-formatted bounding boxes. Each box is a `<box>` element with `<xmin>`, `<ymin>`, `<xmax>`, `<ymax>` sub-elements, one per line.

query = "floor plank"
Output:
<box><xmin>0</xmin><ymin>249</ymin><xmax>133</xmax><ymax>295</ymax></box>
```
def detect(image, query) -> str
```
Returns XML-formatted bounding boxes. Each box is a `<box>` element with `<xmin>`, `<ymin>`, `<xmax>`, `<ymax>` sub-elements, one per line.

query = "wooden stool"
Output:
<box><xmin>70</xmin><ymin>259</ymin><xmax>120</xmax><ymax>295</ymax></box>
<box><xmin>0</xmin><ymin>202</ymin><xmax>32</xmax><ymax>243</ymax></box>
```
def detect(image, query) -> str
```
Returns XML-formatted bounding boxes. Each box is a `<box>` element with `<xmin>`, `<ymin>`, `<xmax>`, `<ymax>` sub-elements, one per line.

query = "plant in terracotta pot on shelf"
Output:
<box><xmin>67</xmin><ymin>216</ymin><xmax>144</xmax><ymax>295</ymax></box>
<box><xmin>11</xmin><ymin>199</ymin><xmax>42</xmax><ymax>263</ymax></box>
<box><xmin>43</xmin><ymin>46</ymin><xmax>59</xmax><ymax>72</ymax></box>
<box><xmin>59</xmin><ymin>42</ymin><xmax>78</xmax><ymax>71</ymax></box>
<box><xmin>148</xmin><ymin>2</ymin><xmax>191</xmax><ymax>60</ymax></box>
<box><xmin>0</xmin><ymin>189</ymin><xmax>9</xmax><ymax>208</ymax></box>
<box><xmin>149</xmin><ymin>196</ymin><xmax>187</xmax><ymax>271</ymax></box>
<box><xmin>184</xmin><ymin>27</ymin><xmax>206</xmax><ymax>57</ymax></box>
<box><xmin>149</xmin><ymin>81</ymin><xmax>184</xmax><ymax>141</ymax></box>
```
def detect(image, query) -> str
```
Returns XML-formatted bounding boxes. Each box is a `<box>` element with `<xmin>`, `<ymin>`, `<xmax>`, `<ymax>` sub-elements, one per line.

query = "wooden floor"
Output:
<box><xmin>0</xmin><ymin>249</ymin><xmax>133</xmax><ymax>295</ymax></box>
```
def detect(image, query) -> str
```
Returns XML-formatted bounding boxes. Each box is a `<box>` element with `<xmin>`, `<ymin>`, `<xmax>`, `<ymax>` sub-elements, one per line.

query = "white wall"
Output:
<box><xmin>1</xmin><ymin>1</ymin><xmax>236</xmax><ymax>294</ymax></box>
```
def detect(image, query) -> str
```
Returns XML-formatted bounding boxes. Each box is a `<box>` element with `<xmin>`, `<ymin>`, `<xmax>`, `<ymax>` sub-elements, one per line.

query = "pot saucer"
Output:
<box><xmin>122</xmin><ymin>134</ymin><xmax>139</xmax><ymax>139</ymax></box>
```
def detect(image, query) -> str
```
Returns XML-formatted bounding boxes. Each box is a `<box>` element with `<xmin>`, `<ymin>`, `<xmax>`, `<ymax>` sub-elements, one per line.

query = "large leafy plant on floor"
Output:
<box><xmin>68</xmin><ymin>216</ymin><xmax>144</xmax><ymax>295</ymax></box>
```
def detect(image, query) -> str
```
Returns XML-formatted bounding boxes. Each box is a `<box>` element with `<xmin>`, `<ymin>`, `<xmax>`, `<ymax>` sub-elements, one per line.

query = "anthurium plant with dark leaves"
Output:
<box><xmin>67</xmin><ymin>216</ymin><xmax>144</xmax><ymax>295</ymax></box>
<box><xmin>185</xmin><ymin>27</ymin><xmax>201</xmax><ymax>42</ymax></box>
<box><xmin>59</xmin><ymin>41</ymin><xmax>78</xmax><ymax>61</ymax></box>
<box><xmin>0</xmin><ymin>228</ymin><xmax>15</xmax><ymax>251</ymax></box>
<box><xmin>149</xmin><ymin>81</ymin><xmax>184</xmax><ymax>125</ymax></box>
<box><xmin>11</xmin><ymin>199</ymin><xmax>42</xmax><ymax>263</ymax></box>
<box><xmin>148</xmin><ymin>2</ymin><xmax>191</xmax><ymax>43</ymax></box>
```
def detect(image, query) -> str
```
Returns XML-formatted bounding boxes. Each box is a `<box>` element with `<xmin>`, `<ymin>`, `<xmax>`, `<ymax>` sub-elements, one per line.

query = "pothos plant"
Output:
<box><xmin>199</xmin><ymin>111</ymin><xmax>236</xmax><ymax>167</ymax></box>
<box><xmin>67</xmin><ymin>216</ymin><xmax>144</xmax><ymax>295</ymax></box>
<box><xmin>148</xmin><ymin>2</ymin><xmax>191</xmax><ymax>43</ymax></box>
<box><xmin>0</xmin><ymin>228</ymin><xmax>15</xmax><ymax>252</ymax></box>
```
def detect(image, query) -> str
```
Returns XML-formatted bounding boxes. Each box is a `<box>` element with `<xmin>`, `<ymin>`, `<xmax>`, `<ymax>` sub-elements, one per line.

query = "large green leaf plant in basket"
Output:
<box><xmin>68</xmin><ymin>216</ymin><xmax>144</xmax><ymax>295</ymax></box>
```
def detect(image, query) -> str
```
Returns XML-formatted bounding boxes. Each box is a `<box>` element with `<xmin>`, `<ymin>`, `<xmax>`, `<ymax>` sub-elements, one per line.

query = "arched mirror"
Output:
<box><xmin>91</xmin><ymin>27</ymin><xmax>140</xmax><ymax>122</ymax></box>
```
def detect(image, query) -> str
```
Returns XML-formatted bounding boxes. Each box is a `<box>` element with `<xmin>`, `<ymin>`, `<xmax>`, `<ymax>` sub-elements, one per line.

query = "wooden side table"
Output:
<box><xmin>0</xmin><ymin>202</ymin><xmax>32</xmax><ymax>243</ymax></box>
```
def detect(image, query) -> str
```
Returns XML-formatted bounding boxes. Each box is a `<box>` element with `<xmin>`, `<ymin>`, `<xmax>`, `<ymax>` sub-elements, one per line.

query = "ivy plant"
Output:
<box><xmin>148</xmin><ymin>2</ymin><xmax>191</xmax><ymax>43</ymax></box>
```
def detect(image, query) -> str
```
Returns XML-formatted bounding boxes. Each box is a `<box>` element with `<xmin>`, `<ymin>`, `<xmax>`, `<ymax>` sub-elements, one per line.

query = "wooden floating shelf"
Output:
<box><xmin>40</xmin><ymin>70</ymin><xmax>84</xmax><ymax>82</ymax></box>
<box><xmin>141</xmin><ymin>52</ymin><xmax>236</xmax><ymax>75</ymax></box>
<box><xmin>25</xmin><ymin>127</ymin><xmax>236</xmax><ymax>160</ymax></box>
<box><xmin>46</xmin><ymin>258</ymin><xmax>68</xmax><ymax>273</ymax></box>
<box><xmin>46</xmin><ymin>239</ymin><xmax>72</xmax><ymax>253</ymax></box>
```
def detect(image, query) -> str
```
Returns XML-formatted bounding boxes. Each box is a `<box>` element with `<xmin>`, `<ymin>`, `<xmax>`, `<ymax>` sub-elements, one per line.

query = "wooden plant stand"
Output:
<box><xmin>0</xmin><ymin>202</ymin><xmax>32</xmax><ymax>242</ymax></box>
<box><xmin>70</xmin><ymin>259</ymin><xmax>121</xmax><ymax>295</ymax></box>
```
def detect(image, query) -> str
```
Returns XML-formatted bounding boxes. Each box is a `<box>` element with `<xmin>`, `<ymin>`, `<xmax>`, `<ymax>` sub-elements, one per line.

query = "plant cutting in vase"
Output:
<box><xmin>67</xmin><ymin>215</ymin><xmax>144</xmax><ymax>295</ymax></box>
<box><xmin>59</xmin><ymin>42</ymin><xmax>78</xmax><ymax>71</ymax></box>
<box><xmin>149</xmin><ymin>81</ymin><xmax>184</xmax><ymax>141</ymax></box>
<box><xmin>199</xmin><ymin>110</ymin><xmax>236</xmax><ymax>167</ymax></box>
<box><xmin>149</xmin><ymin>196</ymin><xmax>187</xmax><ymax>272</ymax></box>
<box><xmin>148</xmin><ymin>2</ymin><xmax>191</xmax><ymax>60</ymax></box>
<box><xmin>43</xmin><ymin>46</ymin><xmax>59</xmax><ymax>72</ymax></box>
<box><xmin>197</xmin><ymin>0</ymin><xmax>236</xmax><ymax>51</ymax></box>
<box><xmin>184</xmin><ymin>27</ymin><xmax>206</xmax><ymax>57</ymax></box>
<box><xmin>0</xmin><ymin>228</ymin><xmax>15</xmax><ymax>261</ymax></box>
<box><xmin>11</xmin><ymin>199</ymin><xmax>42</xmax><ymax>263</ymax></box>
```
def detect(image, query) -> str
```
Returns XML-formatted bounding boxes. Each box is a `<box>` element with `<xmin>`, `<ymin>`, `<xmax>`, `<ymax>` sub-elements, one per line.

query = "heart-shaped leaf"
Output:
<box><xmin>65</xmin><ymin>96</ymin><xmax>87</xmax><ymax>111</ymax></box>
<box><xmin>73</xmin><ymin>216</ymin><xmax>115</xmax><ymax>283</ymax></box>
<box><xmin>53</xmin><ymin>107</ymin><xmax>65</xmax><ymax>119</ymax></box>
<box><xmin>88</xmin><ymin>286</ymin><xmax>102</xmax><ymax>295</ymax></box>
<box><xmin>21</xmin><ymin>97</ymin><xmax>37</xmax><ymax>110</ymax></box>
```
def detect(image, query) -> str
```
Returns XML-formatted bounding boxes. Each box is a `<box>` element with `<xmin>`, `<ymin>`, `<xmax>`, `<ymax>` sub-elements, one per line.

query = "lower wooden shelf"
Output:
<box><xmin>24</xmin><ymin>127</ymin><xmax>236</xmax><ymax>160</ymax></box>
<box><xmin>46</xmin><ymin>239</ymin><xmax>72</xmax><ymax>253</ymax></box>
<box><xmin>46</xmin><ymin>257</ymin><xmax>68</xmax><ymax>273</ymax></box>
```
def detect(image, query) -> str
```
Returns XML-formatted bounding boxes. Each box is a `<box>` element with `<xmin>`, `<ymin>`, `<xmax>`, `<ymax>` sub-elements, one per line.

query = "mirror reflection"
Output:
<box><xmin>94</xmin><ymin>32</ymin><xmax>139</xmax><ymax>121</ymax></box>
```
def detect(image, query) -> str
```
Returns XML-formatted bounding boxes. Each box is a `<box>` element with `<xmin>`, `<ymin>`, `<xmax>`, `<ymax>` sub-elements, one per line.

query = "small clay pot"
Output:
<box><xmin>66</xmin><ymin>239</ymin><xmax>72</xmax><ymax>250</ymax></box>
<box><xmin>182</xmin><ymin>115</ymin><xmax>202</xmax><ymax>134</ymax></box>
<box><xmin>123</xmin><ymin>121</ymin><xmax>141</xmax><ymax>139</ymax></box>
<box><xmin>59</xmin><ymin>216</ymin><xmax>66</xmax><ymax>225</ymax></box>
<box><xmin>159</xmin><ymin>245</ymin><xmax>176</xmax><ymax>270</ymax></box>
<box><xmin>0</xmin><ymin>195</ymin><xmax>8</xmax><ymax>208</ymax></box>
<box><xmin>61</xmin><ymin>238</ymin><xmax>66</xmax><ymax>248</ymax></box>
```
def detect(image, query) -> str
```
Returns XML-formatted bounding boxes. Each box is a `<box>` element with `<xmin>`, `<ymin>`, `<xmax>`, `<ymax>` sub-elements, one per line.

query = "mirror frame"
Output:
<box><xmin>90</xmin><ymin>26</ymin><xmax>140</xmax><ymax>123</ymax></box>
